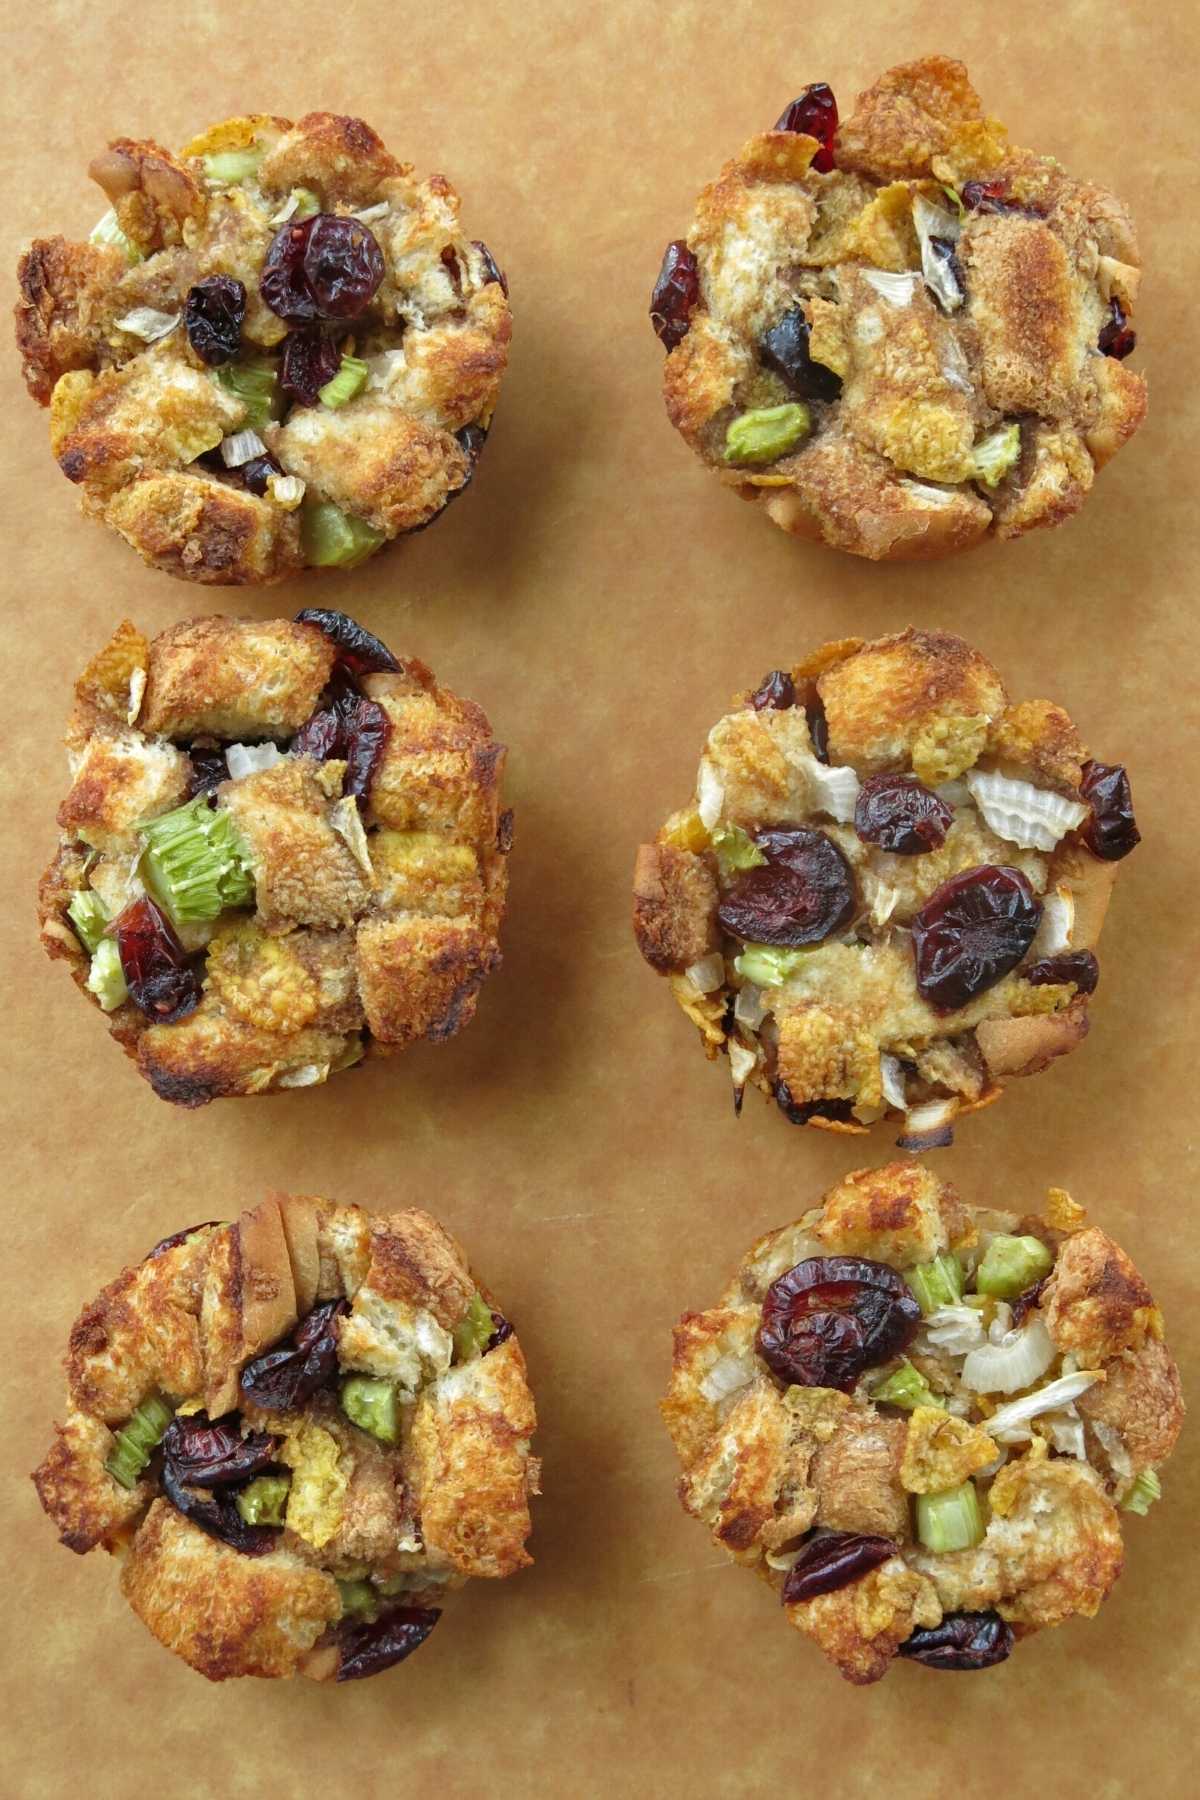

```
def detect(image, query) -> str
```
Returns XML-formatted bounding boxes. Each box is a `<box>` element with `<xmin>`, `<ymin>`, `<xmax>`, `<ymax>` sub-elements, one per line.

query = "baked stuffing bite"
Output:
<box><xmin>650</xmin><ymin>57</ymin><xmax>1145</xmax><ymax>560</ymax></box>
<box><xmin>15</xmin><ymin>112</ymin><xmax>510</xmax><ymax>583</ymax></box>
<box><xmin>39</xmin><ymin>608</ymin><xmax>510</xmax><ymax>1105</ymax></box>
<box><xmin>34</xmin><ymin>1193</ymin><xmax>538</xmax><ymax>1683</ymax></box>
<box><xmin>663</xmin><ymin>1163</ymin><xmax>1182</xmax><ymax>1684</ymax></box>
<box><xmin>633</xmin><ymin>630</ymin><xmax>1139</xmax><ymax>1146</ymax></box>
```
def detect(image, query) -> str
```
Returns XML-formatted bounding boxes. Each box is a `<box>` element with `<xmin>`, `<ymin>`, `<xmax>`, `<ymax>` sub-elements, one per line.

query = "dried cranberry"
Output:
<box><xmin>750</xmin><ymin>670</ymin><xmax>796</xmax><ymax>712</ymax></box>
<box><xmin>440</xmin><ymin>245</ymin><xmax>464</xmax><ymax>294</ymax></box>
<box><xmin>650</xmin><ymin>240</ymin><xmax>701</xmax><ymax>352</ymax></box>
<box><xmin>1080</xmin><ymin>760</ymin><xmax>1140</xmax><ymax>861</ymax></box>
<box><xmin>261</xmin><ymin>213</ymin><xmax>384</xmax><ymax>324</ymax></box>
<box><xmin>113</xmin><ymin>896</ymin><xmax>201</xmax><ymax>1023</ymax></box>
<box><xmin>1011</xmin><ymin>1277</ymin><xmax>1048</xmax><ymax>1327</ymax></box>
<box><xmin>472</xmin><ymin>239</ymin><xmax>509</xmax><ymax>296</ymax></box>
<box><xmin>292</xmin><ymin>668</ymin><xmax>392</xmax><ymax>810</ymax></box>
<box><xmin>145</xmin><ymin>1220</ymin><xmax>221</xmax><ymax>1259</ymax></box>
<box><xmin>759</xmin><ymin>308</ymin><xmax>843</xmax><ymax>402</ymax></box>
<box><xmin>912</xmin><ymin>866</ymin><xmax>1042</xmax><ymax>1012</ymax></box>
<box><xmin>239</xmin><ymin>453</ymin><xmax>284</xmax><ymax>497</ymax></box>
<box><xmin>187</xmin><ymin>746</ymin><xmax>229</xmax><ymax>797</ymax></box>
<box><xmin>184</xmin><ymin>276</ymin><xmax>246</xmax><ymax>366</ymax></box>
<box><xmin>497</xmin><ymin>808</ymin><xmax>515</xmax><ymax>854</ymax></box>
<box><xmin>335</xmin><ymin>1607</ymin><xmax>442</xmax><ymax>1682</ymax></box>
<box><xmin>960</xmin><ymin>178</ymin><xmax>1045</xmax><ymax>221</ymax></box>
<box><xmin>898</xmin><ymin>1611</ymin><xmax>1014</xmax><ymax>1671</ymax></box>
<box><xmin>279</xmin><ymin>327</ymin><xmax>342</xmax><ymax>405</ymax></box>
<box><xmin>775</xmin><ymin>83</ymin><xmax>838</xmax><ymax>172</ymax></box>
<box><xmin>758</xmin><ymin>1256</ymin><xmax>920</xmax><ymax>1391</ymax></box>
<box><xmin>487</xmin><ymin>1313</ymin><xmax>514</xmax><ymax>1352</ymax></box>
<box><xmin>717</xmin><ymin>827</ymin><xmax>856</xmax><ymax>948</ymax></box>
<box><xmin>239</xmin><ymin>1299</ymin><xmax>347</xmax><ymax>1413</ymax></box>
<box><xmin>159</xmin><ymin>1458</ymin><xmax>277</xmax><ymax>1556</ymax></box>
<box><xmin>854</xmin><ymin>773</ymin><xmax>953</xmax><ymax>855</ymax></box>
<box><xmin>774</xmin><ymin>1084</ymin><xmax>856</xmax><ymax>1128</ymax></box>
<box><xmin>1022</xmin><ymin>950</ymin><xmax>1099</xmax><ymax>995</ymax></box>
<box><xmin>160</xmin><ymin>1414</ymin><xmax>279</xmax><ymax>1487</ymax></box>
<box><xmin>806</xmin><ymin>695</ymin><xmax>831</xmax><ymax>764</ymax></box>
<box><xmin>1098</xmin><ymin>297</ymin><xmax>1137</xmax><ymax>360</ymax></box>
<box><xmin>295</xmin><ymin>607</ymin><xmax>400</xmax><ymax>676</ymax></box>
<box><xmin>781</xmin><ymin>1532</ymin><xmax>898</xmax><ymax>1606</ymax></box>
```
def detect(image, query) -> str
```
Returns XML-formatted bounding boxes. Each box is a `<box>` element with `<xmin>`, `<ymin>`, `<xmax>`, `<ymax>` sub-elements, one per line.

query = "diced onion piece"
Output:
<box><xmin>696</xmin><ymin>759</ymin><xmax>724</xmax><ymax>830</ymax></box>
<box><xmin>986</xmin><ymin>1300</ymin><xmax>1014</xmax><ymax>1343</ymax></box>
<box><xmin>220</xmin><ymin>428</ymin><xmax>267</xmax><ymax>468</ymax></box>
<box><xmin>353</xmin><ymin>201</ymin><xmax>390</xmax><ymax>223</ymax></box>
<box><xmin>805</xmin><ymin>758</ymin><xmax>859</xmax><ymax>823</ymax></box>
<box><xmin>330</xmin><ymin>796</ymin><xmax>374</xmax><ymax>876</ymax></box>
<box><xmin>965</xmin><ymin>769</ymin><xmax>1088</xmax><ymax>852</ymax></box>
<box><xmin>115</xmin><ymin>306</ymin><xmax>181</xmax><ymax>342</ymax></box>
<box><xmin>225</xmin><ymin>743</ymin><xmax>284</xmax><ymax>781</ymax></box>
<box><xmin>734</xmin><ymin>983</ymin><xmax>765</xmax><ymax>1029</ymax></box>
<box><xmin>961</xmin><ymin>1318</ymin><xmax>1056</xmax><ymax>1395</ymax></box>
<box><xmin>935</xmin><ymin>777</ymin><xmax>971</xmax><ymax>808</ymax></box>
<box><xmin>879</xmin><ymin>1053</ymin><xmax>907</xmax><ymax>1112</ymax></box>
<box><xmin>728</xmin><ymin>1039</ymin><xmax>757</xmax><ymax>1093</ymax></box>
<box><xmin>1091</xmin><ymin>1419</ymin><xmax>1134</xmax><ymax>1482</ymax></box>
<box><xmin>870</xmin><ymin>883</ymin><xmax>900</xmax><ymax>929</ymax></box>
<box><xmin>765</xmin><ymin>1547</ymin><xmax>803</xmax><ymax>1572</ymax></box>
<box><xmin>127</xmin><ymin>666</ymin><xmax>147</xmax><ymax>726</ymax></box>
<box><xmin>896</xmin><ymin>1096</ymin><xmax>958</xmax><ymax>1152</ymax></box>
<box><xmin>924</xmin><ymin>1304</ymin><xmax>985</xmax><ymax>1355</ymax></box>
<box><xmin>685</xmin><ymin>952</ymin><xmax>726</xmax><ymax>994</ymax></box>
<box><xmin>860</xmin><ymin>269</ymin><xmax>920</xmax><ymax>306</ymax></box>
<box><xmin>898</xmin><ymin>480</ymin><xmax>958</xmax><ymax>507</ymax></box>
<box><xmin>267</xmin><ymin>473</ymin><xmax>306</xmax><ymax>510</ymax></box>
<box><xmin>1033</xmin><ymin>884</ymin><xmax>1075</xmax><ymax>956</ymax></box>
<box><xmin>913</xmin><ymin>194</ymin><xmax>964</xmax><ymax>312</ymax></box>
<box><xmin>1040</xmin><ymin>1409</ymin><xmax>1087</xmax><ymax>1458</ymax></box>
<box><xmin>269</xmin><ymin>193</ymin><xmax>300</xmax><ymax>225</ymax></box>
<box><xmin>698</xmin><ymin>1352</ymin><xmax>756</xmax><ymax>1404</ymax></box>
<box><xmin>279</xmin><ymin>1063</ymin><xmax>331</xmax><ymax>1089</ymax></box>
<box><xmin>984</xmin><ymin>1370</ymin><xmax>1103</xmax><ymax>1443</ymax></box>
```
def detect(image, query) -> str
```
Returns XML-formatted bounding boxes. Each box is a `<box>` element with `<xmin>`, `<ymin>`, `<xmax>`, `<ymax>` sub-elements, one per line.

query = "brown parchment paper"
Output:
<box><xmin>1</xmin><ymin>4</ymin><xmax>1198</xmax><ymax>1794</ymax></box>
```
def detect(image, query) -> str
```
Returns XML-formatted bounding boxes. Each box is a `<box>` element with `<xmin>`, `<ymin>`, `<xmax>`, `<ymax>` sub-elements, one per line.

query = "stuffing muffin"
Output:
<box><xmin>663</xmin><ymin>1163</ymin><xmax>1182</xmax><ymax>1684</ymax></box>
<box><xmin>650</xmin><ymin>57</ymin><xmax>1145</xmax><ymax>559</ymax></box>
<box><xmin>15</xmin><ymin>112</ymin><xmax>510</xmax><ymax>583</ymax></box>
<box><xmin>39</xmin><ymin>608</ymin><xmax>511</xmax><ymax>1105</ymax></box>
<box><xmin>632</xmin><ymin>630</ymin><xmax>1139</xmax><ymax>1146</ymax></box>
<box><xmin>34</xmin><ymin>1193</ymin><xmax>539</xmax><ymax>1683</ymax></box>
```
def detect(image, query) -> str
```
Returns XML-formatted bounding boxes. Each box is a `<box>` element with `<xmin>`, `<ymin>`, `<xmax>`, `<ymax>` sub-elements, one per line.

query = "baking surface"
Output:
<box><xmin>1</xmin><ymin>2</ymin><xmax>1197</xmax><ymax>1794</ymax></box>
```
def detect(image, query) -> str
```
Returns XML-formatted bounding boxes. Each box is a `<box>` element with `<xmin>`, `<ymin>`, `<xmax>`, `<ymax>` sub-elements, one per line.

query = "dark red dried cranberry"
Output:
<box><xmin>781</xmin><ymin>1532</ymin><xmax>898</xmax><ymax>1606</ymax></box>
<box><xmin>961</xmin><ymin>178</ymin><xmax>1010</xmax><ymax>211</ymax></box>
<box><xmin>759</xmin><ymin>308</ymin><xmax>843</xmax><ymax>402</ymax></box>
<box><xmin>239</xmin><ymin>453</ymin><xmax>284</xmax><ymax>497</ymax></box>
<box><xmin>292</xmin><ymin>668</ymin><xmax>392</xmax><ymax>810</ymax></box>
<box><xmin>1011</xmin><ymin>1277</ymin><xmax>1048</xmax><ymax>1327</ymax></box>
<box><xmin>898</xmin><ymin>1611</ymin><xmax>1014</xmax><ymax>1670</ymax></box>
<box><xmin>472</xmin><ymin>240</ymin><xmax>509</xmax><ymax>296</ymax></box>
<box><xmin>758</xmin><ymin>1256</ymin><xmax>921</xmax><ymax>1391</ymax></box>
<box><xmin>1022</xmin><ymin>950</ymin><xmax>1099</xmax><ymax>995</ymax></box>
<box><xmin>159</xmin><ymin>1458</ymin><xmax>277</xmax><ymax>1556</ymax></box>
<box><xmin>487</xmin><ymin>1313</ymin><xmax>514</xmax><ymax>1352</ymax></box>
<box><xmin>774</xmin><ymin>1084</ymin><xmax>856</xmax><ymax>1128</ymax></box>
<box><xmin>806</xmin><ymin>695</ymin><xmax>830</xmax><ymax>764</ymax></box>
<box><xmin>855</xmin><ymin>773</ymin><xmax>953</xmax><ymax>855</ymax></box>
<box><xmin>717</xmin><ymin>827</ymin><xmax>856</xmax><ymax>948</ymax></box>
<box><xmin>1098</xmin><ymin>297</ymin><xmax>1137</xmax><ymax>360</ymax></box>
<box><xmin>1080</xmin><ymin>760</ymin><xmax>1140</xmax><ymax>861</ymax></box>
<box><xmin>261</xmin><ymin>213</ymin><xmax>384</xmax><ymax>324</ymax></box>
<box><xmin>440</xmin><ymin>245</ymin><xmax>464</xmax><ymax>294</ymax></box>
<box><xmin>146</xmin><ymin>1220</ymin><xmax>221</xmax><ymax>1259</ymax></box>
<box><xmin>187</xmin><ymin>746</ymin><xmax>229</xmax><ymax>797</ymax></box>
<box><xmin>279</xmin><ymin>326</ymin><xmax>342</xmax><ymax>405</ymax></box>
<box><xmin>912</xmin><ymin>866</ymin><xmax>1042</xmax><ymax>1011</ymax></box>
<box><xmin>295</xmin><ymin>607</ymin><xmax>400</xmax><ymax>676</ymax></box>
<box><xmin>336</xmin><ymin>1607</ymin><xmax>442</xmax><ymax>1682</ymax></box>
<box><xmin>161</xmin><ymin>1414</ymin><xmax>279</xmax><ymax>1487</ymax></box>
<box><xmin>750</xmin><ymin>670</ymin><xmax>796</xmax><ymax>712</ymax></box>
<box><xmin>113</xmin><ymin>896</ymin><xmax>201</xmax><ymax>1023</ymax></box>
<box><xmin>184</xmin><ymin>276</ymin><xmax>246</xmax><ymax>366</ymax></box>
<box><xmin>775</xmin><ymin>83</ymin><xmax>838</xmax><ymax>172</ymax></box>
<box><xmin>650</xmin><ymin>240</ymin><xmax>701</xmax><ymax>352</ymax></box>
<box><xmin>239</xmin><ymin>1299</ymin><xmax>347</xmax><ymax>1413</ymax></box>
<box><xmin>496</xmin><ymin>808</ymin><xmax>515</xmax><ymax>854</ymax></box>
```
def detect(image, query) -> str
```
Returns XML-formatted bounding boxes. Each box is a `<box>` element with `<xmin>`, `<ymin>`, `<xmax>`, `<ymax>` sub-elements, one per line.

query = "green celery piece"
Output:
<box><xmin>939</xmin><ymin>183</ymin><xmax>966</xmax><ymax>219</ymax></box>
<box><xmin>732</xmin><ymin>944</ymin><xmax>812</xmax><ymax>986</ymax></box>
<box><xmin>916</xmin><ymin>1482</ymin><xmax>984</xmax><ymax>1553</ymax></box>
<box><xmin>139</xmin><ymin>795</ymin><xmax>255</xmax><ymax>927</ymax></box>
<box><xmin>89</xmin><ymin>208</ymin><xmax>143</xmax><ymax>266</ymax></box>
<box><xmin>340</xmin><ymin>1376</ymin><xmax>400</xmax><ymax>1446</ymax></box>
<box><xmin>975</xmin><ymin>1234</ymin><xmax>1054</xmax><ymax>1300</ymax></box>
<box><xmin>105</xmin><ymin>1393</ymin><xmax>174</xmax><ymax>1490</ymax></box>
<box><xmin>87</xmin><ymin>939</ymin><xmax>127</xmax><ymax>1012</ymax></box>
<box><xmin>724</xmin><ymin>403</ymin><xmax>811</xmax><ymax>466</ymax></box>
<box><xmin>301</xmin><ymin>501</ymin><xmax>385</xmax><ymax>569</ymax></box>
<box><xmin>870</xmin><ymin>1359</ymin><xmax>942</xmax><ymax>1412</ymax></box>
<box><xmin>907</xmin><ymin>1252</ymin><xmax>964</xmax><ymax>1316</ymax></box>
<box><xmin>318</xmin><ymin>355</ymin><xmax>369</xmax><ymax>410</ymax></box>
<box><xmin>68</xmin><ymin>890</ymin><xmax>109</xmax><ymax>954</ymax></box>
<box><xmin>971</xmin><ymin>423</ymin><xmax>1021</xmax><ymax>489</ymax></box>
<box><xmin>452</xmin><ymin>1293</ymin><xmax>495</xmax><ymax>1363</ymax></box>
<box><xmin>214</xmin><ymin>356</ymin><xmax>282</xmax><ymax>434</ymax></box>
<box><xmin>236</xmin><ymin>1473</ymin><xmax>291</xmax><ymax>1527</ymax></box>
<box><xmin>292</xmin><ymin>187</ymin><xmax>321</xmax><ymax>220</ymax></box>
<box><xmin>203</xmin><ymin>148</ymin><xmax>264</xmax><ymax>185</ymax></box>
<box><xmin>1122</xmin><ymin>1469</ymin><xmax>1162</xmax><ymax>1516</ymax></box>
<box><xmin>337</xmin><ymin>1578</ymin><xmax>379</xmax><ymax>1619</ymax></box>
<box><xmin>711</xmin><ymin>823</ymin><xmax>767</xmax><ymax>876</ymax></box>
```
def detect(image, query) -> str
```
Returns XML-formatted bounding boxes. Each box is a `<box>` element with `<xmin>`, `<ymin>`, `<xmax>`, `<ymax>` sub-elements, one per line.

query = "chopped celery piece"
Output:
<box><xmin>907</xmin><ymin>1252</ymin><xmax>964</xmax><ymax>1316</ymax></box>
<box><xmin>105</xmin><ymin>1393</ymin><xmax>173</xmax><ymax>1489</ymax></box>
<box><xmin>89</xmin><ymin>208</ymin><xmax>143</xmax><ymax>266</ymax></box>
<box><xmin>940</xmin><ymin>183</ymin><xmax>966</xmax><ymax>218</ymax></box>
<box><xmin>292</xmin><ymin>187</ymin><xmax>321</xmax><ymax>220</ymax></box>
<box><xmin>203</xmin><ymin>148</ymin><xmax>264</xmax><ymax>185</ymax></box>
<box><xmin>214</xmin><ymin>356</ymin><xmax>282</xmax><ymax>434</ymax></box>
<box><xmin>975</xmin><ymin>1234</ymin><xmax>1054</xmax><ymax>1300</ymax></box>
<box><xmin>724</xmin><ymin>403</ymin><xmax>811</xmax><ymax>465</ymax></box>
<box><xmin>87</xmin><ymin>939</ymin><xmax>128</xmax><ymax>1012</ymax></box>
<box><xmin>452</xmin><ymin>1293</ymin><xmax>495</xmax><ymax>1362</ymax></box>
<box><xmin>301</xmin><ymin>501</ymin><xmax>385</xmax><ymax>569</ymax></box>
<box><xmin>870</xmin><ymin>1359</ymin><xmax>942</xmax><ymax>1412</ymax></box>
<box><xmin>711</xmin><ymin>823</ymin><xmax>767</xmax><ymax>876</ymax></box>
<box><xmin>971</xmin><ymin>423</ymin><xmax>1021</xmax><ymax>488</ymax></box>
<box><xmin>318</xmin><ymin>354</ymin><xmax>369</xmax><ymax>410</ymax></box>
<box><xmin>139</xmin><ymin>795</ymin><xmax>255</xmax><ymax>927</ymax></box>
<box><xmin>236</xmin><ymin>1473</ymin><xmax>291</xmax><ymax>1526</ymax></box>
<box><xmin>732</xmin><ymin>944</ymin><xmax>812</xmax><ymax>986</ymax></box>
<box><xmin>68</xmin><ymin>890</ymin><xmax>109</xmax><ymax>954</ymax></box>
<box><xmin>337</xmin><ymin>1578</ymin><xmax>379</xmax><ymax>1619</ymax></box>
<box><xmin>916</xmin><ymin>1481</ymin><xmax>984</xmax><ymax>1553</ymax></box>
<box><xmin>1122</xmin><ymin>1468</ymin><xmax>1162</xmax><ymax>1516</ymax></box>
<box><xmin>340</xmin><ymin>1377</ymin><xmax>400</xmax><ymax>1445</ymax></box>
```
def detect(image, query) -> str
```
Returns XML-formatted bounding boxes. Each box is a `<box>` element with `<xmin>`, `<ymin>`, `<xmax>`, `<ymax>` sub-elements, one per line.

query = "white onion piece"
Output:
<box><xmin>279</xmin><ymin>1063</ymin><xmax>330</xmax><ymax>1088</ymax></box>
<box><xmin>269</xmin><ymin>193</ymin><xmax>300</xmax><ymax>225</ymax></box>
<box><xmin>962</xmin><ymin>1318</ymin><xmax>1056</xmax><ymax>1395</ymax></box>
<box><xmin>870</xmin><ymin>883</ymin><xmax>900</xmax><ymax>929</ymax></box>
<box><xmin>1033</xmin><ymin>885</ymin><xmax>1075</xmax><ymax>956</ymax></box>
<box><xmin>1091</xmin><ymin>1419</ymin><xmax>1134</xmax><ymax>1481</ymax></box>
<box><xmin>913</xmin><ymin>195</ymin><xmax>964</xmax><ymax>312</ymax></box>
<box><xmin>330</xmin><ymin>796</ymin><xmax>374</xmax><ymax>876</ymax></box>
<box><xmin>696</xmin><ymin>759</ymin><xmax>724</xmax><ymax>830</ymax></box>
<box><xmin>115</xmin><ymin>306</ymin><xmax>180</xmax><ymax>342</ymax></box>
<box><xmin>861</xmin><ymin>269</ymin><xmax>920</xmax><ymax>306</ymax></box>
<box><xmin>899</xmin><ymin>480</ymin><xmax>958</xmax><ymax>508</ymax></box>
<box><xmin>935</xmin><ymin>777</ymin><xmax>971</xmax><ymax>808</ymax></box>
<box><xmin>226</xmin><ymin>742</ymin><xmax>284</xmax><ymax>780</ymax></box>
<box><xmin>765</xmin><ymin>1546</ymin><xmax>804</xmax><ymax>1572</ymax></box>
<box><xmin>987</xmin><ymin>1300</ymin><xmax>1014</xmax><ymax>1344</ymax></box>
<box><xmin>879</xmin><ymin>1053</ymin><xmax>908</xmax><ymax>1112</ymax></box>
<box><xmin>1041</xmin><ymin>1408</ymin><xmax>1087</xmax><ymax>1458</ymax></box>
<box><xmin>896</xmin><ymin>1096</ymin><xmax>958</xmax><ymax>1152</ymax></box>
<box><xmin>966</xmin><ymin>770</ymin><xmax>1088</xmax><ymax>852</ymax></box>
<box><xmin>685</xmin><ymin>952</ymin><xmax>726</xmax><ymax>994</ymax></box>
<box><xmin>127</xmin><ymin>666</ymin><xmax>146</xmax><ymax>726</ymax></box>
<box><xmin>924</xmin><ymin>1304</ymin><xmax>985</xmax><ymax>1355</ymax></box>
<box><xmin>220</xmin><ymin>428</ymin><xmax>267</xmax><ymax>468</ymax></box>
<box><xmin>267</xmin><ymin>472</ymin><xmax>305</xmax><ymax>509</ymax></box>
<box><xmin>734</xmin><ymin>984</ymin><xmax>765</xmax><ymax>1029</ymax></box>
<box><xmin>699</xmin><ymin>1352</ymin><xmax>756</xmax><ymax>1403</ymax></box>
<box><xmin>985</xmin><ymin>1371</ymin><xmax>1103</xmax><ymax>1442</ymax></box>
<box><xmin>806</xmin><ymin>758</ymin><xmax>859</xmax><ymax>822</ymax></box>
<box><xmin>728</xmin><ymin>1040</ymin><xmax>757</xmax><ymax>1093</ymax></box>
<box><xmin>353</xmin><ymin>201</ymin><xmax>390</xmax><ymax>223</ymax></box>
